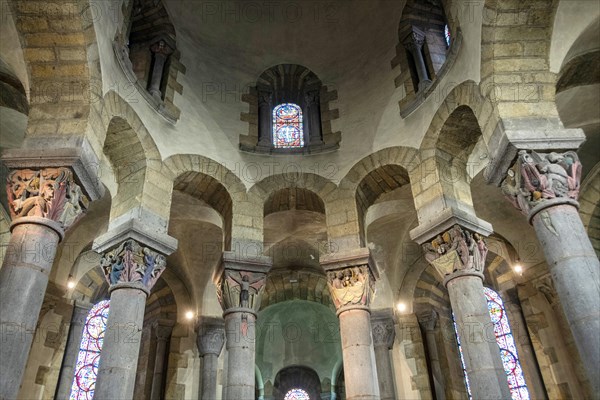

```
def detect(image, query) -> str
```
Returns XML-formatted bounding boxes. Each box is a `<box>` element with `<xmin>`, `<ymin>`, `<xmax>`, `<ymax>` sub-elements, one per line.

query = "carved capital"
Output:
<box><xmin>422</xmin><ymin>224</ymin><xmax>488</xmax><ymax>280</ymax></box>
<box><xmin>196</xmin><ymin>317</ymin><xmax>225</xmax><ymax>356</ymax></box>
<box><xmin>100</xmin><ymin>239</ymin><xmax>167</xmax><ymax>291</ymax></box>
<box><xmin>214</xmin><ymin>251</ymin><xmax>272</xmax><ymax>313</ymax></box>
<box><xmin>6</xmin><ymin>167</ymin><xmax>89</xmax><ymax>231</ymax></box>
<box><xmin>326</xmin><ymin>265</ymin><xmax>374</xmax><ymax>311</ymax></box>
<box><xmin>154</xmin><ymin>321</ymin><xmax>174</xmax><ymax>341</ymax></box>
<box><xmin>402</xmin><ymin>27</ymin><xmax>426</xmax><ymax>52</ymax></box>
<box><xmin>501</xmin><ymin>150</ymin><xmax>581</xmax><ymax>216</ymax></box>
<box><xmin>371</xmin><ymin>311</ymin><xmax>396</xmax><ymax>349</ymax></box>
<box><xmin>257</xmin><ymin>90</ymin><xmax>272</xmax><ymax>107</ymax></box>
<box><xmin>150</xmin><ymin>40</ymin><xmax>174</xmax><ymax>56</ymax></box>
<box><xmin>304</xmin><ymin>90</ymin><xmax>320</xmax><ymax>106</ymax></box>
<box><xmin>417</xmin><ymin>309</ymin><xmax>438</xmax><ymax>332</ymax></box>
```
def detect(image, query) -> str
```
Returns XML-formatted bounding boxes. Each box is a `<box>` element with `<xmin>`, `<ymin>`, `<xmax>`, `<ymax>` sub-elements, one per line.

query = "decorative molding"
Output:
<box><xmin>100</xmin><ymin>239</ymin><xmax>166</xmax><ymax>291</ymax></box>
<box><xmin>6</xmin><ymin>167</ymin><xmax>88</xmax><ymax>231</ymax></box>
<box><xmin>422</xmin><ymin>224</ymin><xmax>488</xmax><ymax>280</ymax></box>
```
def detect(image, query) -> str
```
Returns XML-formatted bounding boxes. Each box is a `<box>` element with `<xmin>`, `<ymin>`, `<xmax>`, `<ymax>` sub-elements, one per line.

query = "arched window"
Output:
<box><xmin>284</xmin><ymin>388</ymin><xmax>310</xmax><ymax>400</ymax></box>
<box><xmin>273</xmin><ymin>103</ymin><xmax>304</xmax><ymax>148</ymax></box>
<box><xmin>69</xmin><ymin>300</ymin><xmax>110</xmax><ymax>400</ymax></box>
<box><xmin>444</xmin><ymin>24</ymin><xmax>451</xmax><ymax>47</ymax></box>
<box><xmin>454</xmin><ymin>288</ymin><xmax>530</xmax><ymax>400</ymax></box>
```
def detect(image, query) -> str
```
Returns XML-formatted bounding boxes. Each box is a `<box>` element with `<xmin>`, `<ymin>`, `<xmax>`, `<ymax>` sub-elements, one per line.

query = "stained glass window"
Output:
<box><xmin>454</xmin><ymin>289</ymin><xmax>530</xmax><ymax>400</ymax></box>
<box><xmin>284</xmin><ymin>388</ymin><xmax>310</xmax><ymax>400</ymax></box>
<box><xmin>69</xmin><ymin>300</ymin><xmax>110</xmax><ymax>400</ymax></box>
<box><xmin>453</xmin><ymin>315</ymin><xmax>472</xmax><ymax>399</ymax></box>
<box><xmin>273</xmin><ymin>103</ymin><xmax>304</xmax><ymax>148</ymax></box>
<box><xmin>444</xmin><ymin>24</ymin><xmax>451</xmax><ymax>47</ymax></box>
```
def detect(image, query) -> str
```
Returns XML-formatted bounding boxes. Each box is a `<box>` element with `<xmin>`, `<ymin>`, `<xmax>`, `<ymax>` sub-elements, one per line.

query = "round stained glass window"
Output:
<box><xmin>284</xmin><ymin>388</ymin><xmax>310</xmax><ymax>400</ymax></box>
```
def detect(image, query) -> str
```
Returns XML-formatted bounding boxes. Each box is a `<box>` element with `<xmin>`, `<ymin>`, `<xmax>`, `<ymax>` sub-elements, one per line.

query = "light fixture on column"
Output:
<box><xmin>67</xmin><ymin>274</ymin><xmax>76</xmax><ymax>290</ymax></box>
<box><xmin>396</xmin><ymin>302</ymin><xmax>407</xmax><ymax>313</ymax></box>
<box><xmin>185</xmin><ymin>310</ymin><xmax>195</xmax><ymax>321</ymax></box>
<box><xmin>513</xmin><ymin>259</ymin><xmax>523</xmax><ymax>276</ymax></box>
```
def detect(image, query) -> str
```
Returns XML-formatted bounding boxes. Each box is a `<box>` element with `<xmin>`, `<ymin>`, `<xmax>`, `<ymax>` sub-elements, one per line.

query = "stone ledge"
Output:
<box><xmin>320</xmin><ymin>247</ymin><xmax>379</xmax><ymax>280</ymax></box>
<box><xmin>92</xmin><ymin>218</ymin><xmax>178</xmax><ymax>256</ymax></box>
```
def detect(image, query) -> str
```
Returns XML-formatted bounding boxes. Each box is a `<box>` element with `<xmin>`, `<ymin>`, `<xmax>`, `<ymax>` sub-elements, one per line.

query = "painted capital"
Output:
<box><xmin>196</xmin><ymin>318</ymin><xmax>225</xmax><ymax>357</ymax></box>
<box><xmin>371</xmin><ymin>312</ymin><xmax>396</xmax><ymax>349</ymax></box>
<box><xmin>326</xmin><ymin>265</ymin><xmax>374</xmax><ymax>310</ymax></box>
<box><xmin>214</xmin><ymin>252</ymin><xmax>272</xmax><ymax>313</ymax></box>
<box><xmin>422</xmin><ymin>224</ymin><xmax>488</xmax><ymax>280</ymax></box>
<box><xmin>100</xmin><ymin>239</ymin><xmax>167</xmax><ymax>291</ymax></box>
<box><xmin>501</xmin><ymin>150</ymin><xmax>581</xmax><ymax>216</ymax></box>
<box><xmin>6</xmin><ymin>167</ymin><xmax>89</xmax><ymax>230</ymax></box>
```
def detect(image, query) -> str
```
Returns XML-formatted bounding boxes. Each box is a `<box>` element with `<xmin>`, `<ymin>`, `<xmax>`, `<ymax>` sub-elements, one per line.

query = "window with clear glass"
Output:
<box><xmin>284</xmin><ymin>388</ymin><xmax>310</xmax><ymax>400</ymax></box>
<box><xmin>272</xmin><ymin>103</ymin><xmax>304</xmax><ymax>148</ymax></box>
<box><xmin>454</xmin><ymin>288</ymin><xmax>530</xmax><ymax>400</ymax></box>
<box><xmin>444</xmin><ymin>24</ymin><xmax>451</xmax><ymax>47</ymax></box>
<box><xmin>69</xmin><ymin>300</ymin><xmax>110</xmax><ymax>400</ymax></box>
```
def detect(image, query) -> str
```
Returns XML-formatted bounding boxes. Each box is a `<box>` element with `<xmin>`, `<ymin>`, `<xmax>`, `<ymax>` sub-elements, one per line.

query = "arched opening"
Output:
<box><xmin>272</xmin><ymin>365</ymin><xmax>323</xmax><ymax>400</ymax></box>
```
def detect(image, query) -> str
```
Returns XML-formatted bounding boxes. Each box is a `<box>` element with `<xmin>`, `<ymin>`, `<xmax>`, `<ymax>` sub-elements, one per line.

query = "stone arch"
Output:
<box><xmin>337</xmin><ymin>147</ymin><xmax>418</xmax><ymax>248</ymax></box>
<box><xmin>163</xmin><ymin>154</ymin><xmax>247</xmax><ymax>250</ymax></box>
<box><xmin>264</xmin><ymin>188</ymin><xmax>326</xmax><ymax>216</ymax></box>
<box><xmin>578</xmin><ymin>166</ymin><xmax>600</xmax><ymax>258</ymax></box>
<box><xmin>100</xmin><ymin>91</ymin><xmax>170</xmax><ymax>230</ymax></box>
<box><xmin>262</xmin><ymin>270</ymin><xmax>332</xmax><ymax>311</ymax></box>
<box><xmin>273</xmin><ymin>365</ymin><xmax>322</xmax><ymax>400</ymax></box>
<box><xmin>480</xmin><ymin>0</ymin><xmax>561</xmax><ymax>119</ymax></box>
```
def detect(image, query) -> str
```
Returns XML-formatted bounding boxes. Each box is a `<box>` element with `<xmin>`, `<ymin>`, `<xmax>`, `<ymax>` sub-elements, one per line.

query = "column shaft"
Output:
<box><xmin>339</xmin><ymin>308</ymin><xmax>380</xmax><ymax>400</ymax></box>
<box><xmin>373</xmin><ymin>344</ymin><xmax>395</xmax><ymax>400</ymax></box>
<box><xmin>447</xmin><ymin>274</ymin><xmax>511</xmax><ymax>399</ymax></box>
<box><xmin>54</xmin><ymin>302</ymin><xmax>92</xmax><ymax>399</ymax></box>
<box><xmin>224</xmin><ymin>312</ymin><xmax>256</xmax><ymax>400</ymax></box>
<box><xmin>0</xmin><ymin>220</ymin><xmax>61</xmax><ymax>399</ymax></box>
<box><xmin>94</xmin><ymin>286</ymin><xmax>147</xmax><ymax>400</ymax></box>
<box><xmin>150</xmin><ymin>335</ymin><xmax>170</xmax><ymax>400</ymax></box>
<box><xmin>201</xmin><ymin>353</ymin><xmax>219</xmax><ymax>400</ymax></box>
<box><xmin>148</xmin><ymin>52</ymin><xmax>167</xmax><ymax>97</ymax></box>
<box><xmin>531</xmin><ymin>203</ymin><xmax>600</xmax><ymax>393</ymax></box>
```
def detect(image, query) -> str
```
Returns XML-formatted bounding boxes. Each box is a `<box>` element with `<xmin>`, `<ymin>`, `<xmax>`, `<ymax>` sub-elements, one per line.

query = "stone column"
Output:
<box><xmin>304</xmin><ymin>89</ymin><xmax>323</xmax><ymax>145</ymax></box>
<box><xmin>148</xmin><ymin>40</ymin><xmax>174</xmax><ymax>99</ymax></box>
<box><xmin>257</xmin><ymin>89</ymin><xmax>273</xmax><ymax>147</ymax></box>
<box><xmin>321</xmin><ymin>248</ymin><xmax>380</xmax><ymax>400</ymax></box>
<box><xmin>418</xmin><ymin>310</ymin><xmax>446</xmax><ymax>400</ymax></box>
<box><xmin>371</xmin><ymin>309</ymin><xmax>396</xmax><ymax>400</ymax></box>
<box><xmin>54</xmin><ymin>301</ymin><xmax>93</xmax><ymax>399</ymax></box>
<box><xmin>150</xmin><ymin>321</ymin><xmax>174</xmax><ymax>400</ymax></box>
<box><xmin>0</xmin><ymin>167</ymin><xmax>90</xmax><ymax>400</ymax></box>
<box><xmin>423</xmin><ymin>225</ymin><xmax>511</xmax><ymax>399</ymax></box>
<box><xmin>501</xmin><ymin>150</ymin><xmax>600</xmax><ymax>393</ymax></box>
<box><xmin>402</xmin><ymin>26</ymin><xmax>431</xmax><ymax>91</ymax></box>
<box><xmin>197</xmin><ymin>317</ymin><xmax>225</xmax><ymax>400</ymax></box>
<box><xmin>215</xmin><ymin>251</ymin><xmax>272</xmax><ymax>400</ymax></box>
<box><xmin>93</xmin><ymin>239</ymin><xmax>168</xmax><ymax>400</ymax></box>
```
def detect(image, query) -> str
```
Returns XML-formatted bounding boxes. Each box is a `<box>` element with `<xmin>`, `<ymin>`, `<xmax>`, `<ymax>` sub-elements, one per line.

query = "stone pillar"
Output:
<box><xmin>257</xmin><ymin>89</ymin><xmax>273</xmax><ymax>147</ymax></box>
<box><xmin>215</xmin><ymin>251</ymin><xmax>272</xmax><ymax>400</ymax></box>
<box><xmin>402</xmin><ymin>26</ymin><xmax>431</xmax><ymax>91</ymax></box>
<box><xmin>196</xmin><ymin>317</ymin><xmax>225</xmax><ymax>400</ymax></box>
<box><xmin>150</xmin><ymin>321</ymin><xmax>174</xmax><ymax>400</ymax></box>
<box><xmin>93</xmin><ymin>239</ymin><xmax>169</xmax><ymax>400</ymax></box>
<box><xmin>423</xmin><ymin>225</ymin><xmax>512</xmax><ymax>399</ymax></box>
<box><xmin>304</xmin><ymin>89</ymin><xmax>323</xmax><ymax>145</ymax></box>
<box><xmin>148</xmin><ymin>40</ymin><xmax>174</xmax><ymax>99</ymax></box>
<box><xmin>501</xmin><ymin>150</ymin><xmax>600</xmax><ymax>393</ymax></box>
<box><xmin>418</xmin><ymin>310</ymin><xmax>446</xmax><ymax>400</ymax></box>
<box><xmin>321</xmin><ymin>248</ymin><xmax>380</xmax><ymax>400</ymax></box>
<box><xmin>371</xmin><ymin>309</ymin><xmax>396</xmax><ymax>400</ymax></box>
<box><xmin>54</xmin><ymin>301</ymin><xmax>93</xmax><ymax>399</ymax></box>
<box><xmin>0</xmin><ymin>167</ymin><xmax>90</xmax><ymax>400</ymax></box>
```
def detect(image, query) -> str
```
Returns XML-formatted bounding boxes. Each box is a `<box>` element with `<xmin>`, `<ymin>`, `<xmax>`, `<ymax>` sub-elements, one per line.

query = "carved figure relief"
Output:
<box><xmin>501</xmin><ymin>150</ymin><xmax>581</xmax><ymax>215</ymax></box>
<box><xmin>326</xmin><ymin>265</ymin><xmax>373</xmax><ymax>309</ymax></box>
<box><xmin>216</xmin><ymin>270</ymin><xmax>267</xmax><ymax>312</ymax></box>
<box><xmin>100</xmin><ymin>239</ymin><xmax>166</xmax><ymax>290</ymax></box>
<box><xmin>422</xmin><ymin>224</ymin><xmax>488</xmax><ymax>278</ymax></box>
<box><xmin>7</xmin><ymin>168</ymin><xmax>89</xmax><ymax>229</ymax></box>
